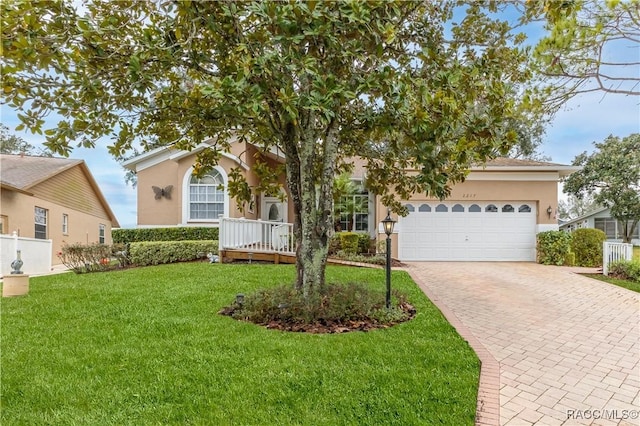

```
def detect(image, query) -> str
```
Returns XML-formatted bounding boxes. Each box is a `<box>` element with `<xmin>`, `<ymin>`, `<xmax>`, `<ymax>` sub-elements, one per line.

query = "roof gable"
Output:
<box><xmin>0</xmin><ymin>154</ymin><xmax>120</xmax><ymax>227</ymax></box>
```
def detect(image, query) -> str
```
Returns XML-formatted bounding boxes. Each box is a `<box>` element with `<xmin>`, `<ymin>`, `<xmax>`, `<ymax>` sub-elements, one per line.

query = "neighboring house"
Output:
<box><xmin>123</xmin><ymin>139</ymin><xmax>578</xmax><ymax>262</ymax></box>
<box><xmin>559</xmin><ymin>207</ymin><xmax>640</xmax><ymax>245</ymax></box>
<box><xmin>0</xmin><ymin>154</ymin><xmax>120</xmax><ymax>269</ymax></box>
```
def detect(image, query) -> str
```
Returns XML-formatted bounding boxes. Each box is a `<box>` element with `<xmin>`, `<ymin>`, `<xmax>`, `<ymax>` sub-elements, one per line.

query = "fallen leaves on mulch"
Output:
<box><xmin>220</xmin><ymin>301</ymin><xmax>416</xmax><ymax>334</ymax></box>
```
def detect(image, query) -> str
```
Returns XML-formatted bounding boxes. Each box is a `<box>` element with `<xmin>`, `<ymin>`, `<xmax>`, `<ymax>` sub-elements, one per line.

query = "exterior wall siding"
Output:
<box><xmin>1</xmin><ymin>190</ymin><xmax>113</xmax><ymax>266</ymax></box>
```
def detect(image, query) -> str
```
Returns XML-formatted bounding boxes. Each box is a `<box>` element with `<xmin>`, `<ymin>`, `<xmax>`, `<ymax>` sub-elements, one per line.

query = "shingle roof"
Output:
<box><xmin>482</xmin><ymin>157</ymin><xmax>565</xmax><ymax>167</ymax></box>
<box><xmin>0</xmin><ymin>154</ymin><xmax>82</xmax><ymax>190</ymax></box>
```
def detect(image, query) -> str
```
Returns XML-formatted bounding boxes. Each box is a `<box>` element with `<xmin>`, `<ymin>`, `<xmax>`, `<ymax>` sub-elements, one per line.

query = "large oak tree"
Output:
<box><xmin>2</xmin><ymin>1</ymin><xmax>546</xmax><ymax>295</ymax></box>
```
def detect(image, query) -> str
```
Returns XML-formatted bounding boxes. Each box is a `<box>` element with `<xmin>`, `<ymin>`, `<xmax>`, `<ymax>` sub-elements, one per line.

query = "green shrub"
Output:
<box><xmin>537</xmin><ymin>231</ymin><xmax>572</xmax><ymax>266</ymax></box>
<box><xmin>339</xmin><ymin>232</ymin><xmax>360</xmax><ymax>255</ymax></box>
<box><xmin>328</xmin><ymin>235</ymin><xmax>341</xmax><ymax>255</ymax></box>
<box><xmin>564</xmin><ymin>251</ymin><xmax>576</xmax><ymax>267</ymax></box>
<box><xmin>129</xmin><ymin>240</ymin><xmax>218</xmax><ymax>266</ymax></box>
<box><xmin>113</xmin><ymin>227</ymin><xmax>219</xmax><ymax>244</ymax></box>
<box><xmin>334</xmin><ymin>251</ymin><xmax>387</xmax><ymax>266</ymax></box>
<box><xmin>58</xmin><ymin>243</ymin><xmax>113</xmax><ymax>273</ymax></box>
<box><xmin>227</xmin><ymin>283</ymin><xmax>412</xmax><ymax>328</ymax></box>
<box><xmin>609</xmin><ymin>260</ymin><xmax>640</xmax><ymax>282</ymax></box>
<box><xmin>356</xmin><ymin>233</ymin><xmax>374</xmax><ymax>254</ymax></box>
<box><xmin>571</xmin><ymin>228</ymin><xmax>606</xmax><ymax>267</ymax></box>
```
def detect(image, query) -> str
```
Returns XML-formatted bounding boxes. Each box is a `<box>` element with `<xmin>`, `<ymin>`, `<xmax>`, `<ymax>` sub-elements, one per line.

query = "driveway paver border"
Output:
<box><xmin>406</xmin><ymin>268</ymin><xmax>501</xmax><ymax>426</ymax></box>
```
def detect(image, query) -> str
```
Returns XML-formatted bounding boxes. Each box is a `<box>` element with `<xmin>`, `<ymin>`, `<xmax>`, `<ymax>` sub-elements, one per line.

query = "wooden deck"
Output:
<box><xmin>219</xmin><ymin>249</ymin><xmax>297</xmax><ymax>264</ymax></box>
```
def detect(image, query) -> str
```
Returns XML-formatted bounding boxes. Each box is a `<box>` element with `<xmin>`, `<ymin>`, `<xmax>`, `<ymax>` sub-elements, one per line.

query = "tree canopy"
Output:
<box><xmin>2</xmin><ymin>1</ymin><xmax>548</xmax><ymax>293</ymax></box>
<box><xmin>526</xmin><ymin>0</ymin><xmax>640</xmax><ymax>104</ymax></box>
<box><xmin>0</xmin><ymin>123</ymin><xmax>51</xmax><ymax>156</ymax></box>
<box><xmin>563</xmin><ymin>134</ymin><xmax>640</xmax><ymax>243</ymax></box>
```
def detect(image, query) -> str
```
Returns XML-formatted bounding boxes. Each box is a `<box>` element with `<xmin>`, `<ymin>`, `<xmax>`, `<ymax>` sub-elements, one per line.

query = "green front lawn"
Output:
<box><xmin>1</xmin><ymin>263</ymin><xmax>479</xmax><ymax>425</ymax></box>
<box><xmin>634</xmin><ymin>245</ymin><xmax>640</xmax><ymax>260</ymax></box>
<box><xmin>583</xmin><ymin>273</ymin><xmax>640</xmax><ymax>293</ymax></box>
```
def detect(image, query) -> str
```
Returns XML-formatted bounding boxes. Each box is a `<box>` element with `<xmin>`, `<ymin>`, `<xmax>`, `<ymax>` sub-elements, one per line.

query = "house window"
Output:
<box><xmin>405</xmin><ymin>204</ymin><xmax>415</xmax><ymax>212</ymax></box>
<box><xmin>0</xmin><ymin>215</ymin><xmax>7</xmax><ymax>234</ymax></box>
<box><xmin>594</xmin><ymin>218</ymin><xmax>617</xmax><ymax>239</ymax></box>
<box><xmin>485</xmin><ymin>204</ymin><xmax>498</xmax><ymax>213</ymax></box>
<box><xmin>452</xmin><ymin>204</ymin><xmax>464</xmax><ymax>212</ymax></box>
<box><xmin>435</xmin><ymin>204</ymin><xmax>448</xmax><ymax>212</ymax></box>
<box><xmin>189</xmin><ymin>172</ymin><xmax>225</xmax><ymax>220</ymax></box>
<box><xmin>338</xmin><ymin>185</ymin><xmax>369</xmax><ymax>232</ymax></box>
<box><xmin>62</xmin><ymin>214</ymin><xmax>69</xmax><ymax>235</ymax></box>
<box><xmin>99</xmin><ymin>224</ymin><xmax>105</xmax><ymax>244</ymax></box>
<box><xmin>596</xmin><ymin>218</ymin><xmax>640</xmax><ymax>239</ymax></box>
<box><xmin>418</xmin><ymin>204</ymin><xmax>431</xmax><ymax>212</ymax></box>
<box><xmin>502</xmin><ymin>204</ymin><xmax>515</xmax><ymax>213</ymax></box>
<box><xmin>518</xmin><ymin>204</ymin><xmax>531</xmax><ymax>213</ymax></box>
<box><xmin>35</xmin><ymin>207</ymin><xmax>47</xmax><ymax>239</ymax></box>
<box><xmin>469</xmin><ymin>204</ymin><xmax>481</xmax><ymax>212</ymax></box>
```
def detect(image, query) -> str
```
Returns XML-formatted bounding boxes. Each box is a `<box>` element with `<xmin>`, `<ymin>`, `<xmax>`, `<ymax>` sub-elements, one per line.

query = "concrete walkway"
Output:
<box><xmin>405</xmin><ymin>262</ymin><xmax>640</xmax><ymax>426</ymax></box>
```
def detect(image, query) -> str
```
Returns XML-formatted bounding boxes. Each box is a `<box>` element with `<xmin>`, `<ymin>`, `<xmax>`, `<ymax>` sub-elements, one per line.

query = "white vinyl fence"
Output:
<box><xmin>220</xmin><ymin>217</ymin><xmax>294</xmax><ymax>254</ymax></box>
<box><xmin>1</xmin><ymin>232</ymin><xmax>53</xmax><ymax>277</ymax></box>
<box><xmin>602</xmin><ymin>242</ymin><xmax>633</xmax><ymax>276</ymax></box>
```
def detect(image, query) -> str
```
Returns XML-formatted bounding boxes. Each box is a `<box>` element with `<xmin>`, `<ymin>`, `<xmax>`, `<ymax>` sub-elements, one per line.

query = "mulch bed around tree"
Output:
<box><xmin>219</xmin><ymin>301</ymin><xmax>416</xmax><ymax>334</ymax></box>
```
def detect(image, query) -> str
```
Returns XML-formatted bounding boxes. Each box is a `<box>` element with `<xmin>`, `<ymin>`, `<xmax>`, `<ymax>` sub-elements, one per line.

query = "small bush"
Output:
<box><xmin>224</xmin><ymin>283</ymin><xmax>414</xmax><ymax>332</ymax></box>
<box><xmin>113</xmin><ymin>227</ymin><xmax>219</xmax><ymax>244</ymax></box>
<box><xmin>58</xmin><ymin>243</ymin><xmax>113</xmax><ymax>273</ymax></box>
<box><xmin>129</xmin><ymin>240</ymin><xmax>218</xmax><ymax>266</ymax></box>
<box><xmin>339</xmin><ymin>232</ymin><xmax>360</xmax><ymax>255</ymax></box>
<box><xmin>565</xmin><ymin>251</ymin><xmax>576</xmax><ymax>267</ymax></box>
<box><xmin>537</xmin><ymin>231</ymin><xmax>572</xmax><ymax>266</ymax></box>
<box><xmin>328</xmin><ymin>235</ymin><xmax>341</xmax><ymax>255</ymax></box>
<box><xmin>609</xmin><ymin>260</ymin><xmax>640</xmax><ymax>282</ymax></box>
<box><xmin>356</xmin><ymin>233</ymin><xmax>374</xmax><ymax>254</ymax></box>
<box><xmin>334</xmin><ymin>251</ymin><xmax>386</xmax><ymax>266</ymax></box>
<box><xmin>571</xmin><ymin>228</ymin><xmax>606</xmax><ymax>267</ymax></box>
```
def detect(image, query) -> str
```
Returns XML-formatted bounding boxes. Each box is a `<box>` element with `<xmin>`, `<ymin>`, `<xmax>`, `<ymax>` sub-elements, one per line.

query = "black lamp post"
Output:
<box><xmin>381</xmin><ymin>209</ymin><xmax>396</xmax><ymax>309</ymax></box>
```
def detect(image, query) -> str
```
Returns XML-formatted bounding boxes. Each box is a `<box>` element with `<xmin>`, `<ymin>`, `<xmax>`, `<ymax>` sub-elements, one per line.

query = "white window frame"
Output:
<box><xmin>35</xmin><ymin>206</ymin><xmax>48</xmax><ymax>239</ymax></box>
<box><xmin>62</xmin><ymin>214</ymin><xmax>69</xmax><ymax>235</ymax></box>
<box><xmin>182</xmin><ymin>166</ymin><xmax>229</xmax><ymax>224</ymax></box>
<box><xmin>99</xmin><ymin>224</ymin><xmax>105</xmax><ymax>244</ymax></box>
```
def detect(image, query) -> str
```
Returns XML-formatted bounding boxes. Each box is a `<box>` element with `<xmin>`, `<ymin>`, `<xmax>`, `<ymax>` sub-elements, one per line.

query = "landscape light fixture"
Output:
<box><xmin>381</xmin><ymin>210</ymin><xmax>396</xmax><ymax>309</ymax></box>
<box><xmin>547</xmin><ymin>205</ymin><xmax>553</xmax><ymax>219</ymax></box>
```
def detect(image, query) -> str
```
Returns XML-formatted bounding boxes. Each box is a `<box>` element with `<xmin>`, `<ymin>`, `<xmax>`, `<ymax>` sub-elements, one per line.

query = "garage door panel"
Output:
<box><xmin>398</xmin><ymin>201</ymin><xmax>536</xmax><ymax>261</ymax></box>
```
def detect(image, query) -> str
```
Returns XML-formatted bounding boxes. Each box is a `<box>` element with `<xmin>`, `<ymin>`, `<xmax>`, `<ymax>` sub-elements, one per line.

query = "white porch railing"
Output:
<box><xmin>603</xmin><ymin>242</ymin><xmax>633</xmax><ymax>276</ymax></box>
<box><xmin>1</xmin><ymin>232</ymin><xmax>53</xmax><ymax>277</ymax></box>
<box><xmin>219</xmin><ymin>217</ymin><xmax>294</xmax><ymax>254</ymax></box>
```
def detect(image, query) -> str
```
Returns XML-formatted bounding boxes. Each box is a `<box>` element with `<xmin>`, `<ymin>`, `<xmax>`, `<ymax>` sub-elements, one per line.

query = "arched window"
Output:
<box><xmin>418</xmin><ymin>204</ymin><xmax>431</xmax><ymax>212</ymax></box>
<box><xmin>519</xmin><ymin>204</ymin><xmax>532</xmax><ymax>213</ymax></box>
<box><xmin>435</xmin><ymin>204</ymin><xmax>448</xmax><ymax>212</ymax></box>
<box><xmin>405</xmin><ymin>204</ymin><xmax>415</xmax><ymax>212</ymax></box>
<box><xmin>502</xmin><ymin>204</ymin><xmax>515</xmax><ymax>213</ymax></box>
<box><xmin>469</xmin><ymin>204</ymin><xmax>481</xmax><ymax>212</ymax></box>
<box><xmin>452</xmin><ymin>204</ymin><xmax>464</xmax><ymax>212</ymax></box>
<box><xmin>485</xmin><ymin>204</ymin><xmax>498</xmax><ymax>213</ymax></box>
<box><xmin>185</xmin><ymin>168</ymin><xmax>228</xmax><ymax>221</ymax></box>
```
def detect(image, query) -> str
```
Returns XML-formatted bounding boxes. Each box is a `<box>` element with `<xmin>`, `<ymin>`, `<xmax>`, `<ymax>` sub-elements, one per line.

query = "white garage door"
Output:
<box><xmin>398</xmin><ymin>201</ymin><xmax>537</xmax><ymax>261</ymax></box>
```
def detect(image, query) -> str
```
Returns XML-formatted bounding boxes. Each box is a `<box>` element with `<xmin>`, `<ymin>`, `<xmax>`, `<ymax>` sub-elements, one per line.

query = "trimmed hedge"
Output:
<box><xmin>129</xmin><ymin>240</ymin><xmax>218</xmax><ymax>266</ymax></box>
<box><xmin>339</xmin><ymin>232</ymin><xmax>360</xmax><ymax>255</ymax></box>
<box><xmin>571</xmin><ymin>228</ymin><xmax>606</xmax><ymax>267</ymax></box>
<box><xmin>331</xmin><ymin>232</ymin><xmax>373</xmax><ymax>256</ymax></box>
<box><xmin>113</xmin><ymin>227</ymin><xmax>219</xmax><ymax>244</ymax></box>
<box><xmin>537</xmin><ymin>231</ymin><xmax>572</xmax><ymax>266</ymax></box>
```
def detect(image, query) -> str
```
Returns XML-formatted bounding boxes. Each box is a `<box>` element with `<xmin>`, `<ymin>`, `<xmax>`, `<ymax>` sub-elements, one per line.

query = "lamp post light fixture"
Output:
<box><xmin>381</xmin><ymin>209</ymin><xmax>396</xmax><ymax>309</ymax></box>
<box><xmin>546</xmin><ymin>205</ymin><xmax>553</xmax><ymax>219</ymax></box>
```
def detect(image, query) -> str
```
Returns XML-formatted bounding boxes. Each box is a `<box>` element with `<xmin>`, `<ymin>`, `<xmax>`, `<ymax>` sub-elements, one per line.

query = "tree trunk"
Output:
<box><xmin>284</xmin><ymin>120</ymin><xmax>338</xmax><ymax>298</ymax></box>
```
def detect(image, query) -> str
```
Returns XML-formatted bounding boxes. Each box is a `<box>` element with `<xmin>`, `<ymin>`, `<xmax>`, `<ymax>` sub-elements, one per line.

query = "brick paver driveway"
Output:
<box><xmin>404</xmin><ymin>262</ymin><xmax>639</xmax><ymax>426</ymax></box>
